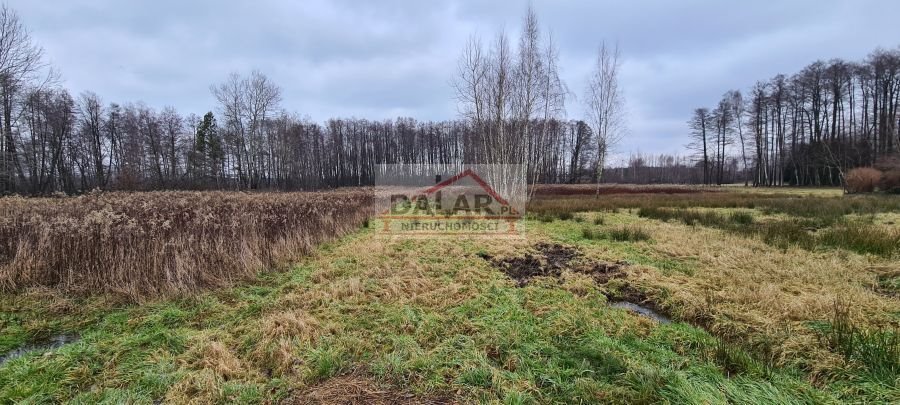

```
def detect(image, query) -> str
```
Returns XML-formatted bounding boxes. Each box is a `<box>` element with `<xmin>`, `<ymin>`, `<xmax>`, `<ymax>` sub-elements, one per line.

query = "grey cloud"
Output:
<box><xmin>9</xmin><ymin>0</ymin><xmax>900</xmax><ymax>156</ymax></box>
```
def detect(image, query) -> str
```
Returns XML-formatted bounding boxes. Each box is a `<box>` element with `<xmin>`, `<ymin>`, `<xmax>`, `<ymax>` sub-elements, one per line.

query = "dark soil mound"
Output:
<box><xmin>483</xmin><ymin>243</ymin><xmax>626</xmax><ymax>287</ymax></box>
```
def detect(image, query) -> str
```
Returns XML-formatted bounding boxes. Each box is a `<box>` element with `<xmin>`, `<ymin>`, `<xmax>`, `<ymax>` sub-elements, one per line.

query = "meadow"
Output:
<box><xmin>0</xmin><ymin>186</ymin><xmax>897</xmax><ymax>403</ymax></box>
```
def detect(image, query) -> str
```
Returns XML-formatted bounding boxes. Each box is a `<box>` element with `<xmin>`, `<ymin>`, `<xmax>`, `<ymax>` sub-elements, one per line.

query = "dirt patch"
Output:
<box><xmin>482</xmin><ymin>243</ymin><xmax>626</xmax><ymax>287</ymax></box>
<box><xmin>481</xmin><ymin>243</ymin><xmax>681</xmax><ymax>323</ymax></box>
<box><xmin>283</xmin><ymin>374</ymin><xmax>454</xmax><ymax>404</ymax></box>
<box><xmin>577</xmin><ymin>261</ymin><xmax>629</xmax><ymax>284</ymax></box>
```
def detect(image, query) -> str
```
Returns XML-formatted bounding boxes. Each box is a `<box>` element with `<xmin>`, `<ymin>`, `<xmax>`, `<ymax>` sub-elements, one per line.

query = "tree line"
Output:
<box><xmin>601</xmin><ymin>152</ymin><xmax>740</xmax><ymax>185</ymax></box>
<box><xmin>689</xmin><ymin>47</ymin><xmax>900</xmax><ymax>187</ymax></box>
<box><xmin>0</xmin><ymin>4</ymin><xmax>622</xmax><ymax>195</ymax></box>
<box><xmin>5</xmin><ymin>84</ymin><xmax>602</xmax><ymax>193</ymax></box>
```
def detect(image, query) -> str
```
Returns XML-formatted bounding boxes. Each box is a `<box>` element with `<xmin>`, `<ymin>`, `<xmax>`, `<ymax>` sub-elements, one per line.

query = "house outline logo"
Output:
<box><xmin>378</xmin><ymin>168</ymin><xmax>522</xmax><ymax>234</ymax></box>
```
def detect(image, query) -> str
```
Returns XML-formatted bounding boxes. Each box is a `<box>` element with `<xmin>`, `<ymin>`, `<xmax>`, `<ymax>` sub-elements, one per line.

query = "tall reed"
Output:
<box><xmin>0</xmin><ymin>190</ymin><xmax>374</xmax><ymax>300</ymax></box>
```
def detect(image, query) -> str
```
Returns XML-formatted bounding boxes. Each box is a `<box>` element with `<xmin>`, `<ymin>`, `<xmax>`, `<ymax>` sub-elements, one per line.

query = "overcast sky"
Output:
<box><xmin>9</xmin><ymin>0</ymin><xmax>900</xmax><ymax>160</ymax></box>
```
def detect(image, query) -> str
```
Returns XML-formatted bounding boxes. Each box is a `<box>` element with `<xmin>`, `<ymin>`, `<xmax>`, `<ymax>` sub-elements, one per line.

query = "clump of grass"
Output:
<box><xmin>608</xmin><ymin>226</ymin><xmax>651</xmax><ymax>242</ymax></box>
<box><xmin>729</xmin><ymin>211</ymin><xmax>754</xmax><ymax>225</ymax></box>
<box><xmin>819</xmin><ymin>300</ymin><xmax>900</xmax><ymax>382</ymax></box>
<box><xmin>713</xmin><ymin>339</ymin><xmax>768</xmax><ymax>377</ymax></box>
<box><xmin>818</xmin><ymin>222</ymin><xmax>900</xmax><ymax>257</ymax></box>
<box><xmin>556</xmin><ymin>212</ymin><xmax>574</xmax><ymax>221</ymax></box>
<box><xmin>525</xmin><ymin>211</ymin><xmax>556</xmax><ymax>223</ymax></box>
<box><xmin>593</xmin><ymin>216</ymin><xmax>605</xmax><ymax>225</ymax></box>
<box><xmin>252</xmin><ymin>309</ymin><xmax>322</xmax><ymax>376</ymax></box>
<box><xmin>753</xmin><ymin>220</ymin><xmax>817</xmax><ymax>250</ymax></box>
<box><xmin>875</xmin><ymin>273</ymin><xmax>899</xmax><ymax>296</ymax></box>
<box><xmin>581</xmin><ymin>226</ymin><xmax>650</xmax><ymax>242</ymax></box>
<box><xmin>581</xmin><ymin>225</ymin><xmax>650</xmax><ymax>242</ymax></box>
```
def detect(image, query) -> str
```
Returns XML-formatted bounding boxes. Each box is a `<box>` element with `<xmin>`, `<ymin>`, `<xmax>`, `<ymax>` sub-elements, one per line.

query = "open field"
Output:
<box><xmin>0</xmin><ymin>186</ymin><xmax>898</xmax><ymax>403</ymax></box>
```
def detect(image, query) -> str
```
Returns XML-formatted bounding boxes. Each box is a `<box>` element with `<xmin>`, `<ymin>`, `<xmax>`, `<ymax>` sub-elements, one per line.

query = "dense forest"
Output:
<box><xmin>690</xmin><ymin>50</ymin><xmax>900</xmax><ymax>187</ymax></box>
<box><xmin>1</xmin><ymin>3</ymin><xmax>898</xmax><ymax>194</ymax></box>
<box><xmin>6</xmin><ymin>90</ymin><xmax>602</xmax><ymax>193</ymax></box>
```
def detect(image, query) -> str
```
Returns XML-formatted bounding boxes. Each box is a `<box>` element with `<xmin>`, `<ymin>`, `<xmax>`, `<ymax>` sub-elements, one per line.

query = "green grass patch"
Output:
<box><xmin>819</xmin><ymin>222</ymin><xmax>900</xmax><ymax>257</ymax></box>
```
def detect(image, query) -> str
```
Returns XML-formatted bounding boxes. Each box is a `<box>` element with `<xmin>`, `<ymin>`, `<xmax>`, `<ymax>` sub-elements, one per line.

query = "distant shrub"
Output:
<box><xmin>845</xmin><ymin>167</ymin><xmax>882</xmax><ymax>194</ymax></box>
<box><xmin>873</xmin><ymin>153</ymin><xmax>900</xmax><ymax>173</ymax></box>
<box><xmin>879</xmin><ymin>170</ymin><xmax>900</xmax><ymax>194</ymax></box>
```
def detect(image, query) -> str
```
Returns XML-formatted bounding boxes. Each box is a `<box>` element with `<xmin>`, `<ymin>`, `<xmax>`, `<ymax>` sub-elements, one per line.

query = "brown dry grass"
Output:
<box><xmin>182</xmin><ymin>335</ymin><xmax>246</xmax><ymax>380</ymax></box>
<box><xmin>612</xmin><ymin>215</ymin><xmax>900</xmax><ymax>377</ymax></box>
<box><xmin>285</xmin><ymin>236</ymin><xmax>497</xmax><ymax>312</ymax></box>
<box><xmin>0</xmin><ymin>190</ymin><xmax>374</xmax><ymax>300</ymax></box>
<box><xmin>251</xmin><ymin>309</ymin><xmax>323</xmax><ymax>375</ymax></box>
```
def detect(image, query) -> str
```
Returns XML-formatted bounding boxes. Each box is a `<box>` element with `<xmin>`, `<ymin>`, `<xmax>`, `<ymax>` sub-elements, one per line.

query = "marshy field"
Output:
<box><xmin>1</xmin><ymin>186</ymin><xmax>898</xmax><ymax>403</ymax></box>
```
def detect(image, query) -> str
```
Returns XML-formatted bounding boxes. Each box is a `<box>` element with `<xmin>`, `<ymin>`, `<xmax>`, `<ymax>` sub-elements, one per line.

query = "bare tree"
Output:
<box><xmin>725</xmin><ymin>90</ymin><xmax>749</xmax><ymax>185</ymax></box>
<box><xmin>0</xmin><ymin>4</ymin><xmax>54</xmax><ymax>192</ymax></box>
<box><xmin>514</xmin><ymin>5</ymin><xmax>542</xmax><ymax>180</ymax></box>
<box><xmin>76</xmin><ymin>91</ymin><xmax>106</xmax><ymax>188</ymax></box>
<box><xmin>586</xmin><ymin>41</ymin><xmax>625</xmax><ymax>195</ymax></box>
<box><xmin>688</xmin><ymin>108</ymin><xmax>712</xmax><ymax>184</ymax></box>
<box><xmin>452</xmin><ymin>35</ymin><xmax>487</xmax><ymax>163</ymax></box>
<box><xmin>211</xmin><ymin>70</ymin><xmax>281</xmax><ymax>189</ymax></box>
<box><xmin>534</xmin><ymin>31</ymin><xmax>567</xmax><ymax>186</ymax></box>
<box><xmin>711</xmin><ymin>97</ymin><xmax>734</xmax><ymax>184</ymax></box>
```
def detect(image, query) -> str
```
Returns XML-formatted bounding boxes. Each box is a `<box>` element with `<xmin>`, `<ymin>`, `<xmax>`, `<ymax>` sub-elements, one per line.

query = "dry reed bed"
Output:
<box><xmin>0</xmin><ymin>190</ymin><xmax>374</xmax><ymax>300</ymax></box>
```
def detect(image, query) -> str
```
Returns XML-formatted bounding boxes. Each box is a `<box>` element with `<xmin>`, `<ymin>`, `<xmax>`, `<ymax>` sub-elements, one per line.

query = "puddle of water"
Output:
<box><xmin>0</xmin><ymin>334</ymin><xmax>80</xmax><ymax>365</ymax></box>
<box><xmin>610</xmin><ymin>302</ymin><xmax>671</xmax><ymax>323</ymax></box>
